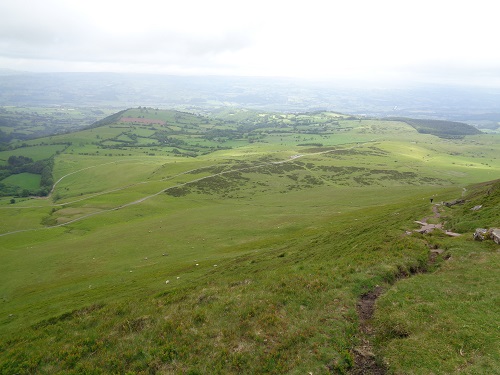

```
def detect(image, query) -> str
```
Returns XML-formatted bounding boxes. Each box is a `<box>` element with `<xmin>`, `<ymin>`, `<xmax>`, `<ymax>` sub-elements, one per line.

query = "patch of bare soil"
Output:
<box><xmin>414</xmin><ymin>204</ymin><xmax>461</xmax><ymax>237</ymax></box>
<box><xmin>351</xmin><ymin>286</ymin><xmax>386</xmax><ymax>375</ymax></box>
<box><xmin>432</xmin><ymin>205</ymin><xmax>441</xmax><ymax>217</ymax></box>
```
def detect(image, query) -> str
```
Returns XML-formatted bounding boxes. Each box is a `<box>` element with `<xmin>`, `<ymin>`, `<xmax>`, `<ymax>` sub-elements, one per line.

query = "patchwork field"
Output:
<box><xmin>0</xmin><ymin>108</ymin><xmax>499</xmax><ymax>374</ymax></box>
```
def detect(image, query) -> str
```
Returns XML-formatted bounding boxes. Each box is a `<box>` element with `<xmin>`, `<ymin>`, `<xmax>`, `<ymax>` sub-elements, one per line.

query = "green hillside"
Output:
<box><xmin>0</xmin><ymin>108</ymin><xmax>499</xmax><ymax>374</ymax></box>
<box><xmin>374</xmin><ymin>179</ymin><xmax>500</xmax><ymax>374</ymax></box>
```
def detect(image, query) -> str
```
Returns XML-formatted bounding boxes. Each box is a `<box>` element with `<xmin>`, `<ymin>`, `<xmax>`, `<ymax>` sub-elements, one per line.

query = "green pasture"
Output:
<box><xmin>0</xmin><ymin>206</ymin><xmax>52</xmax><ymax>233</ymax></box>
<box><xmin>0</xmin><ymin>182</ymin><xmax>439</xmax><ymax>330</ymax></box>
<box><xmin>0</xmin><ymin>108</ymin><xmax>499</xmax><ymax>373</ymax></box>
<box><xmin>52</xmin><ymin>159</ymin><xmax>164</xmax><ymax>200</ymax></box>
<box><xmin>0</xmin><ymin>176</ymin><xmax>458</xmax><ymax>331</ymax></box>
<box><xmin>0</xmin><ymin>145</ymin><xmax>66</xmax><ymax>165</ymax></box>
<box><xmin>1</xmin><ymin>173</ymin><xmax>41</xmax><ymax>190</ymax></box>
<box><xmin>0</xmin><ymin>185</ymin><xmax>465</xmax><ymax>374</ymax></box>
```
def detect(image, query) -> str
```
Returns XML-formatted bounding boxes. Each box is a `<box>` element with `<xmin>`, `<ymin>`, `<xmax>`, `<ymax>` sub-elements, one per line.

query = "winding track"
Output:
<box><xmin>0</xmin><ymin>140</ymin><xmax>378</xmax><ymax>237</ymax></box>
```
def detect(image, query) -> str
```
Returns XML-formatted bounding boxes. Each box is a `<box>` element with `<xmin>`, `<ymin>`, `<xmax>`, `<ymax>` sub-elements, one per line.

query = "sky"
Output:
<box><xmin>1</xmin><ymin>0</ymin><xmax>499</xmax><ymax>86</ymax></box>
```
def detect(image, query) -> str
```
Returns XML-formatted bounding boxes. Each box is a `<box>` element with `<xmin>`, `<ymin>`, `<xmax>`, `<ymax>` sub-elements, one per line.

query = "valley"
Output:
<box><xmin>0</xmin><ymin>107</ymin><xmax>499</xmax><ymax>374</ymax></box>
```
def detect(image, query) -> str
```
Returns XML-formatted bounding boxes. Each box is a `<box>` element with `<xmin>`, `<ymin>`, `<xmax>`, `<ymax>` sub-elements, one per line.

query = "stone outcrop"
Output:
<box><xmin>489</xmin><ymin>228</ymin><xmax>500</xmax><ymax>244</ymax></box>
<box><xmin>443</xmin><ymin>199</ymin><xmax>465</xmax><ymax>207</ymax></box>
<box><xmin>473</xmin><ymin>228</ymin><xmax>488</xmax><ymax>241</ymax></box>
<box><xmin>413</xmin><ymin>204</ymin><xmax>461</xmax><ymax>237</ymax></box>
<box><xmin>473</xmin><ymin>228</ymin><xmax>500</xmax><ymax>244</ymax></box>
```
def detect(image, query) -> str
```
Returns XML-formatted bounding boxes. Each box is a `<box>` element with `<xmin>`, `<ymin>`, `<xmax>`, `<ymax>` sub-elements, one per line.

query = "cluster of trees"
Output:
<box><xmin>0</xmin><ymin>155</ymin><xmax>54</xmax><ymax>197</ymax></box>
<box><xmin>393</xmin><ymin>118</ymin><xmax>482</xmax><ymax>138</ymax></box>
<box><xmin>203</xmin><ymin>129</ymin><xmax>239</xmax><ymax>141</ymax></box>
<box><xmin>150</xmin><ymin>131</ymin><xmax>187</xmax><ymax>147</ymax></box>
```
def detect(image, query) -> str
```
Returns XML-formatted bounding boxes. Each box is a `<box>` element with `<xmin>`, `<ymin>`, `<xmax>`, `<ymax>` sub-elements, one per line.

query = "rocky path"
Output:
<box><xmin>351</xmin><ymin>203</ymin><xmax>457</xmax><ymax>374</ymax></box>
<box><xmin>414</xmin><ymin>204</ymin><xmax>461</xmax><ymax>237</ymax></box>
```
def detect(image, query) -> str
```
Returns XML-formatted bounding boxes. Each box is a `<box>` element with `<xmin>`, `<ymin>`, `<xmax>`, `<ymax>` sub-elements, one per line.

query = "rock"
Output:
<box><xmin>473</xmin><ymin>228</ymin><xmax>488</xmax><ymax>241</ymax></box>
<box><xmin>471</xmin><ymin>205</ymin><xmax>482</xmax><ymax>211</ymax></box>
<box><xmin>416</xmin><ymin>223</ymin><xmax>442</xmax><ymax>234</ymax></box>
<box><xmin>489</xmin><ymin>228</ymin><xmax>500</xmax><ymax>244</ymax></box>
<box><xmin>443</xmin><ymin>199</ymin><xmax>465</xmax><ymax>207</ymax></box>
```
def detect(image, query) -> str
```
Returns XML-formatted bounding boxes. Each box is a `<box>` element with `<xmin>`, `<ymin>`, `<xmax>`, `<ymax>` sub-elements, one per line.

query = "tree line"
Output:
<box><xmin>0</xmin><ymin>155</ymin><xmax>54</xmax><ymax>197</ymax></box>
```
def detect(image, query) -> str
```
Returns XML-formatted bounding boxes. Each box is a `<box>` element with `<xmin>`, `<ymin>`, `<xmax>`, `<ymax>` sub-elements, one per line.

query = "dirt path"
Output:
<box><xmin>351</xmin><ymin>203</ymin><xmax>457</xmax><ymax>373</ymax></box>
<box><xmin>351</xmin><ymin>286</ymin><xmax>386</xmax><ymax>374</ymax></box>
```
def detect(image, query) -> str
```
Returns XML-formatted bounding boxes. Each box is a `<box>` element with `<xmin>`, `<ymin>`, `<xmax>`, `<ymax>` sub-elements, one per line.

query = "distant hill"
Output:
<box><xmin>391</xmin><ymin>117</ymin><xmax>482</xmax><ymax>138</ymax></box>
<box><xmin>85</xmin><ymin>109</ymin><xmax>128</xmax><ymax>129</ymax></box>
<box><xmin>1</xmin><ymin>72</ymin><xmax>500</xmax><ymax>120</ymax></box>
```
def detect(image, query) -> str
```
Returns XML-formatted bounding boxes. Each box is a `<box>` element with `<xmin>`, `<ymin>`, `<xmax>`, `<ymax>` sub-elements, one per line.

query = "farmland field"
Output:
<box><xmin>1</xmin><ymin>172</ymin><xmax>41</xmax><ymax>190</ymax></box>
<box><xmin>0</xmin><ymin>108</ymin><xmax>499</xmax><ymax>374</ymax></box>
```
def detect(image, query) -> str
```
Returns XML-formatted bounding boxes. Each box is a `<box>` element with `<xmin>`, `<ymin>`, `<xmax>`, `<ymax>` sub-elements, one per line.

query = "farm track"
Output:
<box><xmin>0</xmin><ymin>141</ymin><xmax>377</xmax><ymax>237</ymax></box>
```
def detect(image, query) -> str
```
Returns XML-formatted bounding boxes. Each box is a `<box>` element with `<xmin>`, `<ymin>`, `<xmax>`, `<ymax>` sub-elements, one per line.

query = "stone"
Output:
<box><xmin>443</xmin><ymin>199</ymin><xmax>465</xmax><ymax>207</ymax></box>
<box><xmin>489</xmin><ymin>228</ymin><xmax>500</xmax><ymax>244</ymax></box>
<box><xmin>473</xmin><ymin>228</ymin><xmax>488</xmax><ymax>241</ymax></box>
<box><xmin>471</xmin><ymin>205</ymin><xmax>482</xmax><ymax>211</ymax></box>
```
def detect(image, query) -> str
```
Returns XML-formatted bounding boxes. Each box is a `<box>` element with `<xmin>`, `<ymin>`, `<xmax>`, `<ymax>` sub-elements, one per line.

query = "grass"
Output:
<box><xmin>0</xmin><ymin>108</ymin><xmax>499</xmax><ymax>373</ymax></box>
<box><xmin>374</xmin><ymin>239</ymin><xmax>499</xmax><ymax>374</ymax></box>
<box><xmin>372</xmin><ymin>180</ymin><xmax>500</xmax><ymax>374</ymax></box>
<box><xmin>0</xmin><ymin>200</ymin><xmax>434</xmax><ymax>374</ymax></box>
<box><xmin>1</xmin><ymin>172</ymin><xmax>41</xmax><ymax>190</ymax></box>
<box><xmin>0</xmin><ymin>145</ymin><xmax>66</xmax><ymax>166</ymax></box>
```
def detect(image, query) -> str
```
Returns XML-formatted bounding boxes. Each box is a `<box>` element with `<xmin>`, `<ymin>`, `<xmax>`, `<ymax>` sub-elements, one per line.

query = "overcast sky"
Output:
<box><xmin>1</xmin><ymin>0</ymin><xmax>499</xmax><ymax>86</ymax></box>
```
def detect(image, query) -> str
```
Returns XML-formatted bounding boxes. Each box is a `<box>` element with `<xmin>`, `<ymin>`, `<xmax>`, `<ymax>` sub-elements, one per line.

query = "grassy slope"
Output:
<box><xmin>0</xmin><ymin>195</ymin><xmax>439</xmax><ymax>374</ymax></box>
<box><xmin>373</xmin><ymin>180</ymin><xmax>500</xmax><ymax>374</ymax></box>
<box><xmin>0</xmin><ymin>109</ymin><xmax>499</xmax><ymax>373</ymax></box>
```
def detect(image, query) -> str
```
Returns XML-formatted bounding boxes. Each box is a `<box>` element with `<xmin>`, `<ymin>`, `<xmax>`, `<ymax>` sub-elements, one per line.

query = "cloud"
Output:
<box><xmin>1</xmin><ymin>0</ymin><xmax>500</xmax><ymax>85</ymax></box>
<box><xmin>0</xmin><ymin>1</ymin><xmax>252</xmax><ymax>69</ymax></box>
